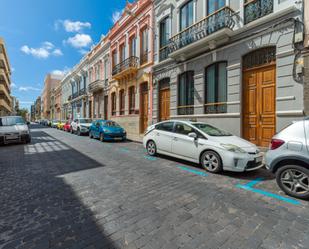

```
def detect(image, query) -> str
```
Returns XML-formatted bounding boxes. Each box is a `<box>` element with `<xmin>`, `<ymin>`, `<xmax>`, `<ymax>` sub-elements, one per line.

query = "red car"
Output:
<box><xmin>63</xmin><ymin>121</ymin><xmax>71</xmax><ymax>132</ymax></box>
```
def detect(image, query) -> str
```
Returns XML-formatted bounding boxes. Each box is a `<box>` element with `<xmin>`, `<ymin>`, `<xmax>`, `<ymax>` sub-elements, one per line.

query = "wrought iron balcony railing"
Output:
<box><xmin>244</xmin><ymin>0</ymin><xmax>273</xmax><ymax>24</ymax></box>
<box><xmin>112</xmin><ymin>56</ymin><xmax>139</xmax><ymax>76</ymax></box>
<box><xmin>159</xmin><ymin>46</ymin><xmax>170</xmax><ymax>62</ymax></box>
<box><xmin>168</xmin><ymin>6</ymin><xmax>235</xmax><ymax>54</ymax></box>
<box><xmin>177</xmin><ymin>106</ymin><xmax>194</xmax><ymax>116</ymax></box>
<box><xmin>79</xmin><ymin>88</ymin><xmax>86</xmax><ymax>96</ymax></box>
<box><xmin>204</xmin><ymin>102</ymin><xmax>227</xmax><ymax>114</ymax></box>
<box><xmin>72</xmin><ymin>92</ymin><xmax>78</xmax><ymax>99</ymax></box>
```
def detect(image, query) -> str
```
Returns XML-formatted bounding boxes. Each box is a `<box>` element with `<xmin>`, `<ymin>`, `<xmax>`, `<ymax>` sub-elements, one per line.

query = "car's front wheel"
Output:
<box><xmin>146</xmin><ymin>140</ymin><xmax>157</xmax><ymax>156</ymax></box>
<box><xmin>200</xmin><ymin>150</ymin><xmax>223</xmax><ymax>173</ymax></box>
<box><xmin>276</xmin><ymin>165</ymin><xmax>309</xmax><ymax>200</ymax></box>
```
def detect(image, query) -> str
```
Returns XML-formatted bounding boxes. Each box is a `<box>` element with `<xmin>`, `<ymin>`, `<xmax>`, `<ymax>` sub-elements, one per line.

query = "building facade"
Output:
<box><xmin>61</xmin><ymin>74</ymin><xmax>72</xmax><ymax>120</ymax></box>
<box><xmin>109</xmin><ymin>0</ymin><xmax>154</xmax><ymax>141</ymax></box>
<box><xmin>69</xmin><ymin>57</ymin><xmax>89</xmax><ymax>120</ymax></box>
<box><xmin>30</xmin><ymin>105</ymin><xmax>35</xmax><ymax>122</ymax></box>
<box><xmin>35</xmin><ymin>96</ymin><xmax>41</xmax><ymax>120</ymax></box>
<box><xmin>41</xmin><ymin>74</ymin><xmax>63</xmax><ymax>120</ymax></box>
<box><xmin>87</xmin><ymin>36</ymin><xmax>110</xmax><ymax>120</ymax></box>
<box><xmin>153</xmin><ymin>0</ymin><xmax>305</xmax><ymax>147</ymax></box>
<box><xmin>0</xmin><ymin>37</ymin><xmax>12</xmax><ymax>116</ymax></box>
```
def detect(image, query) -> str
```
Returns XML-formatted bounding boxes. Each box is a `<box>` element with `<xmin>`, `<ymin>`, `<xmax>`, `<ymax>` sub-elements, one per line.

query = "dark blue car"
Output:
<box><xmin>89</xmin><ymin>120</ymin><xmax>126</xmax><ymax>142</ymax></box>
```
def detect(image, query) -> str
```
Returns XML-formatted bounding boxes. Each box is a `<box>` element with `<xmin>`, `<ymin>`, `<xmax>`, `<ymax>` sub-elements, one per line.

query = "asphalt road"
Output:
<box><xmin>0</xmin><ymin>124</ymin><xmax>308</xmax><ymax>249</ymax></box>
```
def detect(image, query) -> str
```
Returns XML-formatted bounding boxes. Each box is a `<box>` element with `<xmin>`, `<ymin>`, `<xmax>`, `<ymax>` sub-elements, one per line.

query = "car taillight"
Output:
<box><xmin>270</xmin><ymin>139</ymin><xmax>285</xmax><ymax>150</ymax></box>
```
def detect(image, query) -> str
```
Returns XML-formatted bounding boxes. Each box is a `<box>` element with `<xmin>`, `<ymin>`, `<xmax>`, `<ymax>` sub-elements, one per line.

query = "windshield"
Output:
<box><xmin>79</xmin><ymin>119</ymin><xmax>92</xmax><ymax>123</ymax></box>
<box><xmin>193</xmin><ymin>123</ymin><xmax>232</xmax><ymax>136</ymax></box>
<box><xmin>0</xmin><ymin>117</ymin><xmax>26</xmax><ymax>126</ymax></box>
<box><xmin>105</xmin><ymin>121</ymin><xmax>120</xmax><ymax>127</ymax></box>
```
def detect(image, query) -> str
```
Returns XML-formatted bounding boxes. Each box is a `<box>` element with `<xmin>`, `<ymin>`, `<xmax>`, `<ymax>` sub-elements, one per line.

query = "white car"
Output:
<box><xmin>0</xmin><ymin>116</ymin><xmax>31</xmax><ymax>144</ymax></box>
<box><xmin>143</xmin><ymin>120</ymin><xmax>263</xmax><ymax>173</ymax></box>
<box><xmin>71</xmin><ymin>118</ymin><xmax>92</xmax><ymax>136</ymax></box>
<box><xmin>265</xmin><ymin>119</ymin><xmax>309</xmax><ymax>199</ymax></box>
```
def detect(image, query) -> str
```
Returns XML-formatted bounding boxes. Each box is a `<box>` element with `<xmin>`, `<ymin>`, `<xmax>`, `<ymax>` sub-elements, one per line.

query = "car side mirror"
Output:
<box><xmin>26</xmin><ymin>121</ymin><xmax>30</xmax><ymax>125</ymax></box>
<box><xmin>188</xmin><ymin>132</ymin><xmax>197</xmax><ymax>139</ymax></box>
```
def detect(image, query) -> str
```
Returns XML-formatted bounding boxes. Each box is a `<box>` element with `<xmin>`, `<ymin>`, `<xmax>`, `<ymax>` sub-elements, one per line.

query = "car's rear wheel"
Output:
<box><xmin>146</xmin><ymin>140</ymin><xmax>156</xmax><ymax>156</ymax></box>
<box><xmin>99</xmin><ymin>133</ymin><xmax>104</xmax><ymax>142</ymax></box>
<box><xmin>200</xmin><ymin>150</ymin><xmax>223</xmax><ymax>173</ymax></box>
<box><xmin>77</xmin><ymin>129</ymin><xmax>81</xmax><ymax>136</ymax></box>
<box><xmin>276</xmin><ymin>165</ymin><xmax>309</xmax><ymax>200</ymax></box>
<box><xmin>70</xmin><ymin>128</ymin><xmax>73</xmax><ymax>134</ymax></box>
<box><xmin>89</xmin><ymin>131</ymin><xmax>93</xmax><ymax>139</ymax></box>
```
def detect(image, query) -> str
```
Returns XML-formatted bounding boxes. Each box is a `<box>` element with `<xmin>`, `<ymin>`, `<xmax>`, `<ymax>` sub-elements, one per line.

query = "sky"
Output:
<box><xmin>0</xmin><ymin>0</ymin><xmax>127</xmax><ymax>110</ymax></box>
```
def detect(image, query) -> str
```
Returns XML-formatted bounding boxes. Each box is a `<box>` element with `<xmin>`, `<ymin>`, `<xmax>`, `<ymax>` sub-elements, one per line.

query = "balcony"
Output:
<box><xmin>0</xmin><ymin>68</ymin><xmax>10</xmax><ymax>85</ymax></box>
<box><xmin>140</xmin><ymin>52</ymin><xmax>148</xmax><ymax>65</ymax></box>
<box><xmin>88</xmin><ymin>79</ymin><xmax>104</xmax><ymax>92</ymax></box>
<box><xmin>168</xmin><ymin>7</ymin><xmax>235</xmax><ymax>61</ymax></box>
<box><xmin>159</xmin><ymin>46</ymin><xmax>170</xmax><ymax>62</ymax></box>
<box><xmin>0</xmin><ymin>83</ymin><xmax>11</xmax><ymax>101</ymax></box>
<box><xmin>244</xmin><ymin>0</ymin><xmax>273</xmax><ymax>24</ymax></box>
<box><xmin>0</xmin><ymin>98</ymin><xmax>12</xmax><ymax>113</ymax></box>
<box><xmin>112</xmin><ymin>56</ymin><xmax>139</xmax><ymax>80</ymax></box>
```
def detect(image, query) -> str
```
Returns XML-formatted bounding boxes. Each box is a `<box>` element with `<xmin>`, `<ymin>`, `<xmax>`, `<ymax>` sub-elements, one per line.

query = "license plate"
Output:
<box><xmin>255</xmin><ymin>156</ymin><xmax>263</xmax><ymax>163</ymax></box>
<box><xmin>114</xmin><ymin>137</ymin><xmax>122</xmax><ymax>140</ymax></box>
<box><xmin>6</xmin><ymin>135</ymin><xmax>18</xmax><ymax>140</ymax></box>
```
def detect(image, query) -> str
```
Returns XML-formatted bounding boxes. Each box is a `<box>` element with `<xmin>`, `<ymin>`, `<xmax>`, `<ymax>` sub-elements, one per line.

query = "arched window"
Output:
<box><xmin>205</xmin><ymin>62</ymin><xmax>227</xmax><ymax>114</ymax></box>
<box><xmin>128</xmin><ymin>86</ymin><xmax>135</xmax><ymax>114</ymax></box>
<box><xmin>178</xmin><ymin>71</ymin><xmax>194</xmax><ymax>115</ymax></box>
<box><xmin>111</xmin><ymin>92</ymin><xmax>116</xmax><ymax>116</ymax></box>
<box><xmin>119</xmin><ymin>89</ymin><xmax>125</xmax><ymax>115</ymax></box>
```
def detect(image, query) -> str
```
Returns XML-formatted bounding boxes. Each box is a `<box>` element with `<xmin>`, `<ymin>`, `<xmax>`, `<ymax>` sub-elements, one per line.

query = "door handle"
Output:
<box><xmin>173</xmin><ymin>137</ymin><xmax>178</xmax><ymax>141</ymax></box>
<box><xmin>156</xmin><ymin>133</ymin><xmax>160</xmax><ymax>136</ymax></box>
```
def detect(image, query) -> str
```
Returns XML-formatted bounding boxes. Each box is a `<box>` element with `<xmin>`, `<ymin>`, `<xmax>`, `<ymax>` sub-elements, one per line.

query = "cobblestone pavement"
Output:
<box><xmin>0</xmin><ymin>125</ymin><xmax>308</xmax><ymax>249</ymax></box>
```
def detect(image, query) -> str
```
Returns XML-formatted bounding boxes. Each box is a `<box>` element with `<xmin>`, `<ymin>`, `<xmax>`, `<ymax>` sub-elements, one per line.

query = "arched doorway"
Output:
<box><xmin>242</xmin><ymin>47</ymin><xmax>276</xmax><ymax>147</ymax></box>
<box><xmin>158</xmin><ymin>78</ymin><xmax>170</xmax><ymax>121</ymax></box>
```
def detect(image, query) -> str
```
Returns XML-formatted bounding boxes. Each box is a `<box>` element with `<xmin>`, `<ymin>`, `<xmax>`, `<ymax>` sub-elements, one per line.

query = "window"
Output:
<box><xmin>174</xmin><ymin>123</ymin><xmax>195</xmax><ymax>135</ymax></box>
<box><xmin>178</xmin><ymin>71</ymin><xmax>194</xmax><ymax>115</ymax></box>
<box><xmin>129</xmin><ymin>37</ymin><xmax>137</xmax><ymax>57</ymax></box>
<box><xmin>140</xmin><ymin>28</ymin><xmax>149</xmax><ymax>64</ymax></box>
<box><xmin>207</xmin><ymin>0</ymin><xmax>225</xmax><ymax>15</ymax></box>
<box><xmin>111</xmin><ymin>92</ymin><xmax>116</xmax><ymax>116</ymax></box>
<box><xmin>104</xmin><ymin>60</ymin><xmax>108</xmax><ymax>83</ymax></box>
<box><xmin>205</xmin><ymin>62</ymin><xmax>227</xmax><ymax>113</ymax></box>
<box><xmin>112</xmin><ymin>50</ymin><xmax>117</xmax><ymax>67</ymax></box>
<box><xmin>180</xmin><ymin>0</ymin><xmax>193</xmax><ymax>31</ymax></box>
<box><xmin>156</xmin><ymin>122</ymin><xmax>174</xmax><ymax>132</ymax></box>
<box><xmin>159</xmin><ymin>17</ymin><xmax>170</xmax><ymax>48</ymax></box>
<box><xmin>128</xmin><ymin>86</ymin><xmax>135</xmax><ymax>114</ymax></box>
<box><xmin>120</xmin><ymin>44</ymin><xmax>126</xmax><ymax>62</ymax></box>
<box><xmin>95</xmin><ymin>64</ymin><xmax>100</xmax><ymax>80</ymax></box>
<box><xmin>119</xmin><ymin>89</ymin><xmax>125</xmax><ymax>115</ymax></box>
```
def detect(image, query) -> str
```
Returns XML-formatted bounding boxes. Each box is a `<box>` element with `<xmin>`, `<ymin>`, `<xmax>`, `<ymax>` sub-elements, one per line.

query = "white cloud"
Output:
<box><xmin>112</xmin><ymin>10</ymin><xmax>122</xmax><ymax>24</ymax></box>
<box><xmin>18</xmin><ymin>86</ymin><xmax>41</xmax><ymax>92</ymax></box>
<box><xmin>11</xmin><ymin>67</ymin><xmax>15</xmax><ymax>72</ymax></box>
<box><xmin>65</xmin><ymin>34</ymin><xmax>92</xmax><ymax>48</ymax></box>
<box><xmin>78</xmin><ymin>49</ymin><xmax>89</xmax><ymax>55</ymax></box>
<box><xmin>19</xmin><ymin>101</ymin><xmax>34</xmax><ymax>104</ymax></box>
<box><xmin>11</xmin><ymin>82</ymin><xmax>17</xmax><ymax>88</ymax></box>
<box><xmin>21</xmin><ymin>42</ymin><xmax>63</xmax><ymax>59</ymax></box>
<box><xmin>52</xmin><ymin>49</ymin><xmax>63</xmax><ymax>56</ymax></box>
<box><xmin>51</xmin><ymin>67</ymin><xmax>70</xmax><ymax>76</ymax></box>
<box><xmin>62</xmin><ymin>20</ymin><xmax>91</xmax><ymax>32</ymax></box>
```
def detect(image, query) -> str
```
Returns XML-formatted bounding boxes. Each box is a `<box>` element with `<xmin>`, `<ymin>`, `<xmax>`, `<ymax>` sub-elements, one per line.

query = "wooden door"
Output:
<box><xmin>243</xmin><ymin>65</ymin><xmax>276</xmax><ymax>147</ymax></box>
<box><xmin>104</xmin><ymin>95</ymin><xmax>108</xmax><ymax>120</ymax></box>
<box><xmin>159</xmin><ymin>88</ymin><xmax>170</xmax><ymax>121</ymax></box>
<box><xmin>140</xmin><ymin>83</ymin><xmax>148</xmax><ymax>134</ymax></box>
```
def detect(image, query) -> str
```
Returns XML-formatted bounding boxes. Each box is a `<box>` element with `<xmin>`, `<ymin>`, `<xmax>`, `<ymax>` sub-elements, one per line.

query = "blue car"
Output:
<box><xmin>89</xmin><ymin>120</ymin><xmax>126</xmax><ymax>142</ymax></box>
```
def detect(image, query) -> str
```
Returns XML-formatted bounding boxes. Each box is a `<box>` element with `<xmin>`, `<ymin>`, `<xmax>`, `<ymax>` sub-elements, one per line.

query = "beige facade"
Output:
<box><xmin>0</xmin><ymin>37</ymin><xmax>12</xmax><ymax>116</ymax></box>
<box><xmin>41</xmin><ymin>74</ymin><xmax>62</xmax><ymax>120</ymax></box>
<box><xmin>35</xmin><ymin>96</ymin><xmax>41</xmax><ymax>120</ymax></box>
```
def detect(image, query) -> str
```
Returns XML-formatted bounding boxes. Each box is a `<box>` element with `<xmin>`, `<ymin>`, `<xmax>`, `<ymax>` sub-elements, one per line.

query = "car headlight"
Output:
<box><xmin>103</xmin><ymin>129</ymin><xmax>109</xmax><ymax>133</ymax></box>
<box><xmin>221</xmin><ymin>144</ymin><xmax>246</xmax><ymax>153</ymax></box>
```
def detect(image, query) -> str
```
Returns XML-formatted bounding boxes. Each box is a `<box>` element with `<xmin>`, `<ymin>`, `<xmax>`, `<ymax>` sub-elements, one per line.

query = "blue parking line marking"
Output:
<box><xmin>178</xmin><ymin>166</ymin><xmax>208</xmax><ymax>177</ymax></box>
<box><xmin>119</xmin><ymin>148</ymin><xmax>130</xmax><ymax>153</ymax></box>
<box><xmin>144</xmin><ymin>155</ymin><xmax>157</xmax><ymax>161</ymax></box>
<box><xmin>236</xmin><ymin>178</ymin><xmax>300</xmax><ymax>205</ymax></box>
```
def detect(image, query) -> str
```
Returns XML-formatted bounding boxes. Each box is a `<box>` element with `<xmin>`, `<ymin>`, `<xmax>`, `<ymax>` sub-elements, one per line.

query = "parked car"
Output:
<box><xmin>0</xmin><ymin>116</ymin><xmax>31</xmax><ymax>145</ymax></box>
<box><xmin>71</xmin><ymin>118</ymin><xmax>92</xmax><ymax>135</ymax></box>
<box><xmin>89</xmin><ymin>120</ymin><xmax>126</xmax><ymax>141</ymax></box>
<box><xmin>51</xmin><ymin>120</ymin><xmax>59</xmax><ymax>128</ymax></box>
<box><xmin>265</xmin><ymin>119</ymin><xmax>309</xmax><ymax>200</ymax></box>
<box><xmin>143</xmin><ymin>120</ymin><xmax>263</xmax><ymax>173</ymax></box>
<box><xmin>57</xmin><ymin>120</ymin><xmax>66</xmax><ymax>130</ymax></box>
<box><xmin>63</xmin><ymin>120</ymin><xmax>71</xmax><ymax>132</ymax></box>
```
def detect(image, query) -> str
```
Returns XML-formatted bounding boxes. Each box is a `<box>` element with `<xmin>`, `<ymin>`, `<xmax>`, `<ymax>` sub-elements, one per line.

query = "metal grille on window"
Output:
<box><xmin>243</xmin><ymin>47</ymin><xmax>276</xmax><ymax>70</ymax></box>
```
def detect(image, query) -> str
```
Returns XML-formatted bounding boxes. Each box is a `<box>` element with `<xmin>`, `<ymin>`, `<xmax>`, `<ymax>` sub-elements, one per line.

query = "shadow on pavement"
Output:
<box><xmin>0</xmin><ymin>128</ymin><xmax>119</xmax><ymax>249</ymax></box>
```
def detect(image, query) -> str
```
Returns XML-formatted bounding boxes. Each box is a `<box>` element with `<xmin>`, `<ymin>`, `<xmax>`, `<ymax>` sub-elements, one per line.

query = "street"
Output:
<box><xmin>0</xmin><ymin>124</ymin><xmax>309</xmax><ymax>249</ymax></box>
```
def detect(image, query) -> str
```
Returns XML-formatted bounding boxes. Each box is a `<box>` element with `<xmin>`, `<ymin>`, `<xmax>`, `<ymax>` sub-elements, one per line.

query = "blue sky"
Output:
<box><xmin>0</xmin><ymin>0</ymin><xmax>126</xmax><ymax>110</ymax></box>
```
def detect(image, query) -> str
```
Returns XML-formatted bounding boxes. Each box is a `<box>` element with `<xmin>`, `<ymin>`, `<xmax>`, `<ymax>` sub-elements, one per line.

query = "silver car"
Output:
<box><xmin>0</xmin><ymin>116</ymin><xmax>31</xmax><ymax>145</ymax></box>
<box><xmin>265</xmin><ymin>119</ymin><xmax>309</xmax><ymax>200</ymax></box>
